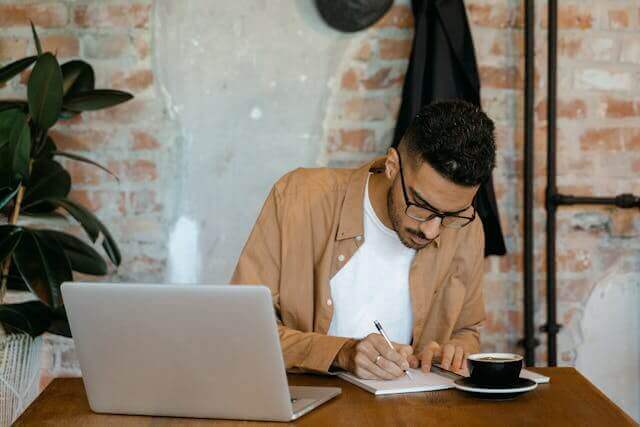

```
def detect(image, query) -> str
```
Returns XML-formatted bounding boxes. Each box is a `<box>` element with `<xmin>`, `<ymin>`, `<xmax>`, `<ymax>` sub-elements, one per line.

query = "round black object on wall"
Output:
<box><xmin>315</xmin><ymin>0</ymin><xmax>394</xmax><ymax>33</ymax></box>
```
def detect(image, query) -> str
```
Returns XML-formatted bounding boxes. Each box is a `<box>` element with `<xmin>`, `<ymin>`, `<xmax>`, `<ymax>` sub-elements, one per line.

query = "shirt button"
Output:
<box><xmin>327</xmin><ymin>299</ymin><xmax>333</xmax><ymax>306</ymax></box>
<box><xmin>337</xmin><ymin>254</ymin><xmax>345</xmax><ymax>262</ymax></box>
<box><xmin>355</xmin><ymin>236</ymin><xmax>362</xmax><ymax>241</ymax></box>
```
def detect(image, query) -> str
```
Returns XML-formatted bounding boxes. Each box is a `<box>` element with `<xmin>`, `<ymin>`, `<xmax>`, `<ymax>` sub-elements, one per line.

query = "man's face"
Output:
<box><xmin>385</xmin><ymin>149</ymin><xmax>479</xmax><ymax>250</ymax></box>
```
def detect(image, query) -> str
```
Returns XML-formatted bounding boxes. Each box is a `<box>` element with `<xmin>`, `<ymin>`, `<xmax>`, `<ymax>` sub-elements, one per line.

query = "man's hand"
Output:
<box><xmin>334</xmin><ymin>333</ymin><xmax>413</xmax><ymax>380</ymax></box>
<box><xmin>412</xmin><ymin>341</ymin><xmax>466</xmax><ymax>373</ymax></box>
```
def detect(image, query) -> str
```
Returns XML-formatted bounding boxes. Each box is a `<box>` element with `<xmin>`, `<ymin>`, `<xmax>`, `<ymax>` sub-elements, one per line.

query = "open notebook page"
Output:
<box><xmin>337</xmin><ymin>369</ymin><xmax>454</xmax><ymax>395</ymax></box>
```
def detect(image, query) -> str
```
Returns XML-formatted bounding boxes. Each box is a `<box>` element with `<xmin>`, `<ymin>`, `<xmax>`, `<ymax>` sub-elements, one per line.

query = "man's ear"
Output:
<box><xmin>385</xmin><ymin>147</ymin><xmax>400</xmax><ymax>180</ymax></box>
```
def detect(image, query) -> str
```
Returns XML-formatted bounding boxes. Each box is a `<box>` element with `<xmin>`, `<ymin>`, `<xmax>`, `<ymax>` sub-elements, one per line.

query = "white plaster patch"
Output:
<box><xmin>574</xmin><ymin>69</ymin><xmax>633</xmax><ymax>91</ymax></box>
<box><xmin>299</xmin><ymin>74</ymin><xmax>308</xmax><ymax>82</ymax></box>
<box><xmin>167</xmin><ymin>216</ymin><xmax>200</xmax><ymax>284</ymax></box>
<box><xmin>250</xmin><ymin>107</ymin><xmax>263</xmax><ymax>120</ymax></box>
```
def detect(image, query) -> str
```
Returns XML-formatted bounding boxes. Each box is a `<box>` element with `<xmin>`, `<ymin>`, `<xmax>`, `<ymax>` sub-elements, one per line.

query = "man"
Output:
<box><xmin>231</xmin><ymin>100</ymin><xmax>495</xmax><ymax>380</ymax></box>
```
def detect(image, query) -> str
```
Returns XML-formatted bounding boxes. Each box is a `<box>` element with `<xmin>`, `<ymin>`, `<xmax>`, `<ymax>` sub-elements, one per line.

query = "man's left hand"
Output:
<box><xmin>408</xmin><ymin>341</ymin><xmax>466</xmax><ymax>373</ymax></box>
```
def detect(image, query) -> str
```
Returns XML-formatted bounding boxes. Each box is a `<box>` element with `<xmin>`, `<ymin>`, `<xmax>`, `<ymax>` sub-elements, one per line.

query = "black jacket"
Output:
<box><xmin>392</xmin><ymin>0</ymin><xmax>506</xmax><ymax>256</ymax></box>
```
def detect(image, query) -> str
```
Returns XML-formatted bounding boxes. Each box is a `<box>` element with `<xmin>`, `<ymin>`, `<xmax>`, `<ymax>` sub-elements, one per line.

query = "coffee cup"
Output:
<box><xmin>466</xmin><ymin>353</ymin><xmax>523</xmax><ymax>387</ymax></box>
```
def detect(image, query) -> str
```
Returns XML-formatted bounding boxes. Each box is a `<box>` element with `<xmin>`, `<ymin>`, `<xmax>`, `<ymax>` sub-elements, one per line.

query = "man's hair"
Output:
<box><xmin>400</xmin><ymin>100</ymin><xmax>496</xmax><ymax>186</ymax></box>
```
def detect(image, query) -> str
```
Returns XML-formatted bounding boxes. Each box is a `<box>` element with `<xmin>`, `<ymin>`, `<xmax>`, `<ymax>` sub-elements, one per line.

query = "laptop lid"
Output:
<box><xmin>61</xmin><ymin>283</ymin><xmax>294</xmax><ymax>421</ymax></box>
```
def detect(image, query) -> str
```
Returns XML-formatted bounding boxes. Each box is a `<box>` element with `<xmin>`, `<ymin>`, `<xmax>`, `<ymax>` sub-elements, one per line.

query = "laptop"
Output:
<box><xmin>61</xmin><ymin>283</ymin><xmax>341</xmax><ymax>421</ymax></box>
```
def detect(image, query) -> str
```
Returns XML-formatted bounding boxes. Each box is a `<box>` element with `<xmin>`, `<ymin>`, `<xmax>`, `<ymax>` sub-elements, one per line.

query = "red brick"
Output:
<box><xmin>0</xmin><ymin>3</ymin><xmax>68</xmax><ymax>28</ymax></box>
<box><xmin>108</xmin><ymin>160</ymin><xmax>157</xmax><ymax>183</ymax></box>
<box><xmin>342</xmin><ymin>97</ymin><xmax>387</xmax><ymax>121</ymax></box>
<box><xmin>329</xmin><ymin>129</ymin><xmax>375</xmax><ymax>153</ymax></box>
<box><xmin>610</xmin><ymin>209</ymin><xmax>638</xmax><ymax>237</ymax></box>
<box><xmin>599</xmin><ymin>97</ymin><xmax>636</xmax><ymax>118</ymax></box>
<box><xmin>131</xmin><ymin>130</ymin><xmax>160</xmax><ymax>151</ymax></box>
<box><xmin>378</xmin><ymin>38</ymin><xmax>412</xmax><ymax>60</ymax></box>
<box><xmin>111</xmin><ymin>69</ymin><xmax>153</xmax><ymax>92</ymax></box>
<box><xmin>86</xmin><ymin>99</ymin><xmax>147</xmax><ymax>124</ymax></box>
<box><xmin>0</xmin><ymin>37</ymin><xmax>28</xmax><ymax>60</ymax></box>
<box><xmin>489</xmin><ymin>31</ymin><xmax>523</xmax><ymax>57</ymax></box>
<box><xmin>48</xmin><ymin>129</ymin><xmax>109</xmax><ymax>151</ymax></box>
<box><xmin>535</xmin><ymin>98</ymin><xmax>587</xmax><ymax>120</ymax></box>
<box><xmin>360</xmin><ymin>67</ymin><xmax>403</xmax><ymax>90</ymax></box>
<box><xmin>623</xmin><ymin>129</ymin><xmax>640</xmax><ymax>150</ymax></box>
<box><xmin>74</xmin><ymin>3</ymin><xmax>150</xmax><ymax>29</ymax></box>
<box><xmin>41</xmin><ymin>34</ymin><xmax>79</xmax><ymax>58</ymax></box>
<box><xmin>541</xmin><ymin>4</ymin><xmax>594</xmax><ymax>29</ymax></box>
<box><xmin>374</xmin><ymin>5</ymin><xmax>413</xmax><ymax>29</ymax></box>
<box><xmin>479</xmin><ymin>64</ymin><xmax>522</xmax><ymax>89</ymax></box>
<box><xmin>579</xmin><ymin>128</ymin><xmax>622</xmax><ymax>151</ymax></box>
<box><xmin>69</xmin><ymin>190</ymin><xmax>125</xmax><ymax>214</ymax></box>
<box><xmin>632</xmin><ymin>158</ymin><xmax>640</xmax><ymax>172</ymax></box>
<box><xmin>354</xmin><ymin>41</ymin><xmax>372</xmax><ymax>62</ymax></box>
<box><xmin>340</xmin><ymin>69</ymin><xmax>358</xmax><ymax>90</ymax></box>
<box><xmin>557</xmin><ymin>249</ymin><xmax>592</xmax><ymax>272</ymax></box>
<box><xmin>608</xmin><ymin>8</ymin><xmax>630</xmax><ymax>30</ymax></box>
<box><xmin>466</xmin><ymin>2</ymin><xmax>518</xmax><ymax>28</ymax></box>
<box><xmin>558</xmin><ymin>35</ymin><xmax>582</xmax><ymax>58</ymax></box>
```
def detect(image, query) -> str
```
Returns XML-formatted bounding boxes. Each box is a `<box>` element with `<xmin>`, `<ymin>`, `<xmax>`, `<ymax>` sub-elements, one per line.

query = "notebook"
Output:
<box><xmin>337</xmin><ymin>367</ymin><xmax>550</xmax><ymax>396</ymax></box>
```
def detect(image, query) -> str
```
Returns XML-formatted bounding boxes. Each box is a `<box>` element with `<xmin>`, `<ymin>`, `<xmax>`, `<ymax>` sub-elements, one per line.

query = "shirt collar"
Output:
<box><xmin>336</xmin><ymin>157</ymin><xmax>440</xmax><ymax>248</ymax></box>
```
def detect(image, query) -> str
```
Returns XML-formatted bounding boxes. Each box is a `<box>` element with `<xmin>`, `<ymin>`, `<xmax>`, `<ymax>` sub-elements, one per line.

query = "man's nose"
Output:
<box><xmin>419</xmin><ymin>217</ymin><xmax>442</xmax><ymax>240</ymax></box>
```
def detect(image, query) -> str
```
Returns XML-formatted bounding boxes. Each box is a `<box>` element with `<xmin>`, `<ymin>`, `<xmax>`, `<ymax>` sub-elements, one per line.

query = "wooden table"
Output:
<box><xmin>14</xmin><ymin>368</ymin><xmax>636</xmax><ymax>426</ymax></box>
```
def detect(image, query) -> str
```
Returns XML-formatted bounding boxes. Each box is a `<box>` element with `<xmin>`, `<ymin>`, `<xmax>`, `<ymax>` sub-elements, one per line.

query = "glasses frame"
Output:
<box><xmin>396</xmin><ymin>151</ymin><xmax>476</xmax><ymax>229</ymax></box>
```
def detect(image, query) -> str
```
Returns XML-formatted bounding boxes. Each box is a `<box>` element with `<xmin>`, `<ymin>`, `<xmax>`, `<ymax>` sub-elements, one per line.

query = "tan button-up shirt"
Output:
<box><xmin>231</xmin><ymin>158</ymin><xmax>486</xmax><ymax>373</ymax></box>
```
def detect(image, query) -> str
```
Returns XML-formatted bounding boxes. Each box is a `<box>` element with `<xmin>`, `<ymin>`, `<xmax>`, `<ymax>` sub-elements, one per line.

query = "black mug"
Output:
<box><xmin>466</xmin><ymin>353</ymin><xmax>523</xmax><ymax>387</ymax></box>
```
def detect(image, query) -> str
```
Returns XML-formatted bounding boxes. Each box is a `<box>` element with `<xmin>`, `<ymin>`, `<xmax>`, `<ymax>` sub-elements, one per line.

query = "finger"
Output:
<box><xmin>370</xmin><ymin>336</ymin><xmax>409</xmax><ymax>371</ymax></box>
<box><xmin>353</xmin><ymin>365</ymin><xmax>378</xmax><ymax>380</ymax></box>
<box><xmin>397</xmin><ymin>344</ymin><xmax>414</xmax><ymax>359</ymax></box>
<box><xmin>420</xmin><ymin>341</ymin><xmax>441</xmax><ymax>373</ymax></box>
<box><xmin>440</xmin><ymin>344</ymin><xmax>455</xmax><ymax>370</ymax></box>
<box><xmin>407</xmin><ymin>354</ymin><xmax>419</xmax><ymax>369</ymax></box>
<box><xmin>452</xmin><ymin>346</ymin><xmax>464</xmax><ymax>371</ymax></box>
<box><xmin>355</xmin><ymin>352</ymin><xmax>395</xmax><ymax>380</ymax></box>
<box><xmin>376</xmin><ymin>356</ymin><xmax>405</xmax><ymax>378</ymax></box>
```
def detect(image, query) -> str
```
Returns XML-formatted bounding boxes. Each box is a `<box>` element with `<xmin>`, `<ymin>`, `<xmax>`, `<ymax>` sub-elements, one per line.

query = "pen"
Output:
<box><xmin>373</xmin><ymin>320</ymin><xmax>414</xmax><ymax>380</ymax></box>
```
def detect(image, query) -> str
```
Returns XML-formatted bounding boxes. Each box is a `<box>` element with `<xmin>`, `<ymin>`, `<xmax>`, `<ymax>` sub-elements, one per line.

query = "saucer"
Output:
<box><xmin>453</xmin><ymin>377</ymin><xmax>537</xmax><ymax>400</ymax></box>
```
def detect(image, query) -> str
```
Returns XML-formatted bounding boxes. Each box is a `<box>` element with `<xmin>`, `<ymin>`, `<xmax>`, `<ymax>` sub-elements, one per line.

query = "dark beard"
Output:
<box><xmin>387</xmin><ymin>184</ymin><xmax>429</xmax><ymax>250</ymax></box>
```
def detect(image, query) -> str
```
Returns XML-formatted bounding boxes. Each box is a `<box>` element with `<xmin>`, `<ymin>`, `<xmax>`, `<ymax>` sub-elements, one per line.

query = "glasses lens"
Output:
<box><xmin>406</xmin><ymin>205</ymin><xmax>433</xmax><ymax>221</ymax></box>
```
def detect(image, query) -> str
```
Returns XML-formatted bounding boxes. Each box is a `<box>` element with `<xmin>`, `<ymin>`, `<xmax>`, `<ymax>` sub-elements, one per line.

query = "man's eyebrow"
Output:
<box><xmin>410</xmin><ymin>188</ymin><xmax>471</xmax><ymax>215</ymax></box>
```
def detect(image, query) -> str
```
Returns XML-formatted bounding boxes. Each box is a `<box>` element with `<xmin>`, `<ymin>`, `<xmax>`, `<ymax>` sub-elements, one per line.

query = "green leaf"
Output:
<box><xmin>36</xmin><ymin>136</ymin><xmax>57</xmax><ymax>159</ymax></box>
<box><xmin>63</xmin><ymin>89</ymin><xmax>133</xmax><ymax>112</ymax></box>
<box><xmin>12</xmin><ymin>229</ymin><xmax>72</xmax><ymax>309</ymax></box>
<box><xmin>0</xmin><ymin>109</ymin><xmax>32</xmax><ymax>184</ymax></box>
<box><xmin>30</xmin><ymin>21</ymin><xmax>42</xmax><ymax>56</ymax></box>
<box><xmin>0</xmin><ymin>56</ymin><xmax>36</xmax><ymax>84</ymax></box>
<box><xmin>22</xmin><ymin>159</ymin><xmax>71</xmax><ymax>212</ymax></box>
<box><xmin>38</xmin><ymin>230</ymin><xmax>107</xmax><ymax>275</ymax></box>
<box><xmin>0</xmin><ymin>186</ymin><xmax>19</xmax><ymax>211</ymax></box>
<box><xmin>0</xmin><ymin>302</ymin><xmax>53</xmax><ymax>337</ymax></box>
<box><xmin>27</xmin><ymin>52</ymin><xmax>64</xmax><ymax>130</ymax></box>
<box><xmin>39</xmin><ymin>198</ymin><xmax>121</xmax><ymax>266</ymax></box>
<box><xmin>52</xmin><ymin>151</ymin><xmax>119</xmax><ymax>182</ymax></box>
<box><xmin>60</xmin><ymin>60</ymin><xmax>95</xmax><ymax>97</ymax></box>
<box><xmin>0</xmin><ymin>225</ymin><xmax>23</xmax><ymax>264</ymax></box>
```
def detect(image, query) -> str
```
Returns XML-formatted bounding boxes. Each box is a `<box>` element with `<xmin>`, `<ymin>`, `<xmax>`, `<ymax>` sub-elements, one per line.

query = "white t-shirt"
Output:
<box><xmin>327</xmin><ymin>174</ymin><xmax>415</xmax><ymax>344</ymax></box>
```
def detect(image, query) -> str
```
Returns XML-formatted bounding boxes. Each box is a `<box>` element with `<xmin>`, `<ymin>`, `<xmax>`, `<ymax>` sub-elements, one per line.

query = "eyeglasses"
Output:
<box><xmin>396</xmin><ymin>152</ymin><xmax>476</xmax><ymax>229</ymax></box>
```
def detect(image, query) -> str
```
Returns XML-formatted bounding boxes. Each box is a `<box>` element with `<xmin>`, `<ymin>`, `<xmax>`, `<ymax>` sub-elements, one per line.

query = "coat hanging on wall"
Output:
<box><xmin>392</xmin><ymin>0</ymin><xmax>507</xmax><ymax>256</ymax></box>
<box><xmin>315</xmin><ymin>0</ymin><xmax>394</xmax><ymax>32</ymax></box>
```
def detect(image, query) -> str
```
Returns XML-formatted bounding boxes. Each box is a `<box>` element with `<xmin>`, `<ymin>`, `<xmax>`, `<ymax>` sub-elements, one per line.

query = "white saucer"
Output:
<box><xmin>454</xmin><ymin>378</ymin><xmax>537</xmax><ymax>397</ymax></box>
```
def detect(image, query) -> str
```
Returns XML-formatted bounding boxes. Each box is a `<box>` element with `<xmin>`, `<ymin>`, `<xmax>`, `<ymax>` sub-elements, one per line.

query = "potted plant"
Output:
<box><xmin>0</xmin><ymin>23</ymin><xmax>133</xmax><ymax>423</ymax></box>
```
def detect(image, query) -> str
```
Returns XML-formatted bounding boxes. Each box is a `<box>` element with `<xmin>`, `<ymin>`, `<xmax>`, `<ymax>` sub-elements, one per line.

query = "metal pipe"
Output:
<box><xmin>545</xmin><ymin>0</ymin><xmax>559</xmax><ymax>367</ymax></box>
<box><xmin>554</xmin><ymin>193</ymin><xmax>640</xmax><ymax>208</ymax></box>
<box><xmin>523</xmin><ymin>0</ymin><xmax>537</xmax><ymax>367</ymax></box>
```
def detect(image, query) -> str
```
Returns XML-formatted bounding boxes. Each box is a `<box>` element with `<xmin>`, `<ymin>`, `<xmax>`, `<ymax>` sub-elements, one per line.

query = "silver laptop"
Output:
<box><xmin>61</xmin><ymin>283</ymin><xmax>341</xmax><ymax>421</ymax></box>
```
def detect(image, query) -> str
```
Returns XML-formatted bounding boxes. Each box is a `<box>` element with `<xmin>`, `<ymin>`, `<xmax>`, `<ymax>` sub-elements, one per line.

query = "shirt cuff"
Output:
<box><xmin>298</xmin><ymin>334</ymin><xmax>351</xmax><ymax>374</ymax></box>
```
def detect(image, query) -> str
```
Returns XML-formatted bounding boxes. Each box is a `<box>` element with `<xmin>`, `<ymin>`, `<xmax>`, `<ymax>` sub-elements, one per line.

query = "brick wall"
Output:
<box><xmin>319</xmin><ymin>0</ymin><xmax>640</xmax><ymax>365</ymax></box>
<box><xmin>1</xmin><ymin>0</ymin><xmax>638</xmax><ymax>399</ymax></box>
<box><xmin>0</xmin><ymin>0</ymin><xmax>180</xmax><ymax>391</ymax></box>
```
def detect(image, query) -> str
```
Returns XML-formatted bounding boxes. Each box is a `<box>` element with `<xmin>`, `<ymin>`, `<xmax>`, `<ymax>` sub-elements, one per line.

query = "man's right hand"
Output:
<box><xmin>334</xmin><ymin>333</ymin><xmax>413</xmax><ymax>380</ymax></box>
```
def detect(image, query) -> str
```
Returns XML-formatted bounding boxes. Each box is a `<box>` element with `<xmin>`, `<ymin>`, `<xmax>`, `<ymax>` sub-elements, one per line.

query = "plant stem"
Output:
<box><xmin>0</xmin><ymin>184</ymin><xmax>26</xmax><ymax>304</ymax></box>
